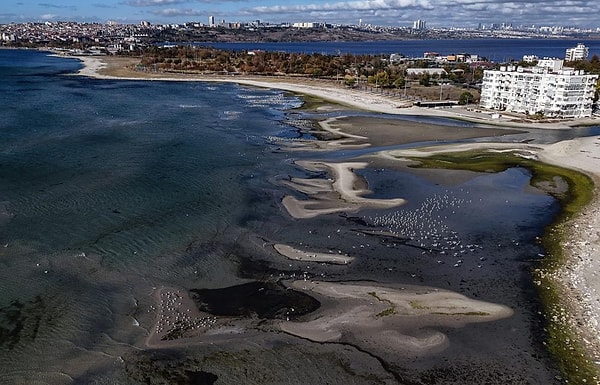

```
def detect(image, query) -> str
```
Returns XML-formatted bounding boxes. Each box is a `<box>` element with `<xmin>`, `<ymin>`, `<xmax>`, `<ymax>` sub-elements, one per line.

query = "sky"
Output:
<box><xmin>1</xmin><ymin>0</ymin><xmax>600</xmax><ymax>29</ymax></box>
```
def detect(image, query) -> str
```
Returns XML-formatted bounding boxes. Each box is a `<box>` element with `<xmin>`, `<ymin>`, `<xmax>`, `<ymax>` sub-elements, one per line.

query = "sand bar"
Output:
<box><xmin>280</xmin><ymin>280</ymin><xmax>513</xmax><ymax>355</ymax></box>
<box><xmin>380</xmin><ymin>141</ymin><xmax>541</xmax><ymax>160</ymax></box>
<box><xmin>274</xmin><ymin>243</ymin><xmax>354</xmax><ymax>265</ymax></box>
<box><xmin>73</xmin><ymin>54</ymin><xmax>600</xmax><ymax>368</ymax></box>
<box><xmin>281</xmin><ymin>160</ymin><xmax>406</xmax><ymax>219</ymax></box>
<box><xmin>379</xmin><ymin>138</ymin><xmax>600</xmax><ymax>364</ymax></box>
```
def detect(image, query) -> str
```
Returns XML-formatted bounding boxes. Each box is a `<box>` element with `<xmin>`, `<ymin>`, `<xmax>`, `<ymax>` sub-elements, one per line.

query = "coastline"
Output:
<box><xmin>75</xmin><ymin>54</ymin><xmax>600</xmax><ymax>378</ymax></box>
<box><xmin>73</xmin><ymin>54</ymin><xmax>599</xmax><ymax>130</ymax></box>
<box><xmin>537</xmin><ymin>139</ymin><xmax>600</xmax><ymax>364</ymax></box>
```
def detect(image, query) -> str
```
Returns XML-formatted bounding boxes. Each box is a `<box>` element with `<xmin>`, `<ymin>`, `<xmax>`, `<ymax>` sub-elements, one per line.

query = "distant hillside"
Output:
<box><xmin>153</xmin><ymin>26</ymin><xmax>431</xmax><ymax>43</ymax></box>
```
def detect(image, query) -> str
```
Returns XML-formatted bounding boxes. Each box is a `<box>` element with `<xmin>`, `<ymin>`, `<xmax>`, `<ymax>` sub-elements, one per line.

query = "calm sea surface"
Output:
<box><xmin>206</xmin><ymin>38</ymin><xmax>600</xmax><ymax>60</ymax></box>
<box><xmin>0</xmin><ymin>48</ymin><xmax>593</xmax><ymax>383</ymax></box>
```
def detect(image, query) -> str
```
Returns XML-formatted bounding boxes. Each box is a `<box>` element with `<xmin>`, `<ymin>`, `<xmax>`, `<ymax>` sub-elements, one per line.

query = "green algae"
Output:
<box><xmin>403</xmin><ymin>149</ymin><xmax>598</xmax><ymax>384</ymax></box>
<box><xmin>368</xmin><ymin>291</ymin><xmax>397</xmax><ymax>318</ymax></box>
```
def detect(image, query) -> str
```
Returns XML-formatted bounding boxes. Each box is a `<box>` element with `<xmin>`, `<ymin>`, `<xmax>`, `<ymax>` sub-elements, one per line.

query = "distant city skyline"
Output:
<box><xmin>2</xmin><ymin>0</ymin><xmax>600</xmax><ymax>29</ymax></box>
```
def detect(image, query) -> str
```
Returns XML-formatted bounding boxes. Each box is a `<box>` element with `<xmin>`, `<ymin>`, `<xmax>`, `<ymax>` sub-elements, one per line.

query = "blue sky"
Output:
<box><xmin>2</xmin><ymin>0</ymin><xmax>600</xmax><ymax>28</ymax></box>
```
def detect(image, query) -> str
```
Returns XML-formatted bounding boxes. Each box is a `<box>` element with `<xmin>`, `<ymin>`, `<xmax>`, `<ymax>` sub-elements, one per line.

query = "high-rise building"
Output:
<box><xmin>413</xmin><ymin>20</ymin><xmax>426</xmax><ymax>30</ymax></box>
<box><xmin>209</xmin><ymin>15</ymin><xmax>215</xmax><ymax>27</ymax></box>
<box><xmin>565</xmin><ymin>43</ymin><xmax>589</xmax><ymax>61</ymax></box>
<box><xmin>480</xmin><ymin>59</ymin><xmax>598</xmax><ymax>119</ymax></box>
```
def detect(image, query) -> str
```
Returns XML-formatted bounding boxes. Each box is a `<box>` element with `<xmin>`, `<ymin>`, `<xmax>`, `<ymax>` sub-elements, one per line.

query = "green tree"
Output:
<box><xmin>344</xmin><ymin>75</ymin><xmax>356</xmax><ymax>87</ymax></box>
<box><xmin>370</xmin><ymin>71</ymin><xmax>390</xmax><ymax>87</ymax></box>
<box><xmin>458</xmin><ymin>91</ymin><xmax>474</xmax><ymax>105</ymax></box>
<box><xmin>393</xmin><ymin>77</ymin><xmax>405</xmax><ymax>88</ymax></box>
<box><xmin>312</xmin><ymin>67</ymin><xmax>323</xmax><ymax>77</ymax></box>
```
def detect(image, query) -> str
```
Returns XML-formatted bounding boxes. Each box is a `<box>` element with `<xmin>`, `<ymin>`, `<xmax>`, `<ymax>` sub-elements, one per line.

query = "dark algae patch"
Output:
<box><xmin>0</xmin><ymin>296</ymin><xmax>60</xmax><ymax>351</ymax></box>
<box><xmin>190</xmin><ymin>281</ymin><xmax>320</xmax><ymax>320</ymax></box>
<box><xmin>404</xmin><ymin>149</ymin><xmax>598</xmax><ymax>384</ymax></box>
<box><xmin>123</xmin><ymin>341</ymin><xmax>396</xmax><ymax>384</ymax></box>
<box><xmin>124</xmin><ymin>352</ymin><xmax>219</xmax><ymax>385</ymax></box>
<box><xmin>185</xmin><ymin>370</ymin><xmax>218</xmax><ymax>385</ymax></box>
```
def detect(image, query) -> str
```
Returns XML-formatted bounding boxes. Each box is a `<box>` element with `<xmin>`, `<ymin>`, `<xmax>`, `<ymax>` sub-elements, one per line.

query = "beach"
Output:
<box><xmin>74</xmin><ymin>54</ymin><xmax>599</xmax><ymax>129</ymax></box>
<box><xmin>538</xmin><ymin>138</ymin><xmax>600</xmax><ymax>363</ymax></box>
<box><xmin>75</xmin><ymin>54</ymin><xmax>600</xmax><ymax>378</ymax></box>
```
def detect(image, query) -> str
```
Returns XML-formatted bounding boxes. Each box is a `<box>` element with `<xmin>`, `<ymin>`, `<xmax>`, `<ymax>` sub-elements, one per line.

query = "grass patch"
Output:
<box><xmin>368</xmin><ymin>292</ymin><xmax>397</xmax><ymax>318</ymax></box>
<box><xmin>431</xmin><ymin>311</ymin><xmax>490</xmax><ymax>316</ymax></box>
<box><xmin>367</xmin><ymin>291</ymin><xmax>383</xmax><ymax>301</ymax></box>
<box><xmin>409</xmin><ymin>300</ymin><xmax>427</xmax><ymax>310</ymax></box>
<box><xmin>376</xmin><ymin>308</ymin><xmax>397</xmax><ymax>318</ymax></box>
<box><xmin>405</xmin><ymin>150</ymin><xmax>593</xmax><ymax>222</ymax></box>
<box><xmin>293</xmin><ymin>93</ymin><xmax>335</xmax><ymax>111</ymax></box>
<box><xmin>405</xmin><ymin>149</ymin><xmax>598</xmax><ymax>384</ymax></box>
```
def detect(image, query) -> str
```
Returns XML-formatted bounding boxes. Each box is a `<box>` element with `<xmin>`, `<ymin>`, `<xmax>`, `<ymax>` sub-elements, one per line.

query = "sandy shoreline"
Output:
<box><xmin>74</xmin><ymin>55</ymin><xmax>600</xmax><ymax>374</ymax></box>
<box><xmin>538</xmin><ymin>139</ymin><xmax>600</xmax><ymax>363</ymax></box>
<box><xmin>73</xmin><ymin>54</ymin><xmax>599</xmax><ymax>130</ymax></box>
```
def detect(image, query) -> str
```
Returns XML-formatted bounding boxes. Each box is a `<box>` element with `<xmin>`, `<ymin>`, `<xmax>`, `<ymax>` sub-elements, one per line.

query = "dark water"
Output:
<box><xmin>205</xmin><ymin>38</ymin><xmax>600</xmax><ymax>61</ymax></box>
<box><xmin>0</xmin><ymin>49</ymin><xmax>582</xmax><ymax>384</ymax></box>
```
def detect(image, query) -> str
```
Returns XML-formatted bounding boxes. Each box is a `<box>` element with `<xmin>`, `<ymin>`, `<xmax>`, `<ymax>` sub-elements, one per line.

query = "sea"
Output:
<box><xmin>0</xmin><ymin>46</ymin><xmax>598</xmax><ymax>384</ymax></box>
<box><xmin>206</xmin><ymin>38</ymin><xmax>600</xmax><ymax>61</ymax></box>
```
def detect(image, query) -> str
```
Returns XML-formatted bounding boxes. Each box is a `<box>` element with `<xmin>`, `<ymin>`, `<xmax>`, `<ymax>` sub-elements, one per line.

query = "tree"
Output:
<box><xmin>458</xmin><ymin>91</ymin><xmax>474</xmax><ymax>105</ymax></box>
<box><xmin>369</xmin><ymin>71</ymin><xmax>390</xmax><ymax>87</ymax></box>
<box><xmin>344</xmin><ymin>75</ymin><xmax>356</xmax><ymax>87</ymax></box>
<box><xmin>393</xmin><ymin>77</ymin><xmax>405</xmax><ymax>88</ymax></box>
<box><xmin>311</xmin><ymin>67</ymin><xmax>323</xmax><ymax>77</ymax></box>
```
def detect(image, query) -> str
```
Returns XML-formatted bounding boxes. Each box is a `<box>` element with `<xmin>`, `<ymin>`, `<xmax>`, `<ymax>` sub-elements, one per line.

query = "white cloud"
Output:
<box><xmin>1</xmin><ymin>0</ymin><xmax>597</xmax><ymax>27</ymax></box>
<box><xmin>241</xmin><ymin>0</ymin><xmax>600</xmax><ymax>27</ymax></box>
<box><xmin>250</xmin><ymin>0</ymin><xmax>433</xmax><ymax>14</ymax></box>
<box><xmin>40</xmin><ymin>13</ymin><xmax>58</xmax><ymax>20</ymax></box>
<box><xmin>38</xmin><ymin>3</ymin><xmax>78</xmax><ymax>10</ymax></box>
<box><xmin>150</xmin><ymin>7</ymin><xmax>205</xmax><ymax>16</ymax></box>
<box><xmin>126</xmin><ymin>0</ymin><xmax>189</xmax><ymax>7</ymax></box>
<box><xmin>126</xmin><ymin>0</ymin><xmax>247</xmax><ymax>6</ymax></box>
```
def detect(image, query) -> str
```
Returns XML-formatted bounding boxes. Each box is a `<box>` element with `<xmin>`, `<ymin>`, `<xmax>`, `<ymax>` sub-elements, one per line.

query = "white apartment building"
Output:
<box><xmin>413</xmin><ymin>19</ymin><xmax>426</xmax><ymax>30</ymax></box>
<box><xmin>565</xmin><ymin>43</ymin><xmax>589</xmax><ymax>61</ymax></box>
<box><xmin>522</xmin><ymin>55</ymin><xmax>538</xmax><ymax>63</ymax></box>
<box><xmin>480</xmin><ymin>59</ymin><xmax>598</xmax><ymax>119</ymax></box>
<box><xmin>292</xmin><ymin>22</ymin><xmax>316</xmax><ymax>28</ymax></box>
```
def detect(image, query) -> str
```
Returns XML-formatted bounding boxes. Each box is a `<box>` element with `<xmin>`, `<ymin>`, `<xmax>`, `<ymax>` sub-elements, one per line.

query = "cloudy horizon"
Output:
<box><xmin>2</xmin><ymin>0</ymin><xmax>599</xmax><ymax>28</ymax></box>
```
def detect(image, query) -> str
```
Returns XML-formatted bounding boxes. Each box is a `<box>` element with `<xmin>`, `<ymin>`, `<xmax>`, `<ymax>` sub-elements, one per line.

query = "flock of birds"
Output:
<box><xmin>150</xmin><ymin>289</ymin><xmax>217</xmax><ymax>340</ymax></box>
<box><xmin>365</xmin><ymin>190</ymin><xmax>485</xmax><ymax>268</ymax></box>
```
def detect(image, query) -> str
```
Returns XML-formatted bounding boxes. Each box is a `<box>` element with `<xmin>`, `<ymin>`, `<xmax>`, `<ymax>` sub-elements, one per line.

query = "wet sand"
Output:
<box><xmin>318</xmin><ymin>115</ymin><xmax>523</xmax><ymax>148</ymax></box>
<box><xmin>538</xmin><ymin>138</ymin><xmax>600</xmax><ymax>363</ymax></box>
<box><xmin>72</xmin><ymin>54</ymin><xmax>600</xmax><ymax>379</ymax></box>
<box><xmin>281</xmin><ymin>160</ymin><xmax>407</xmax><ymax>219</ymax></box>
<box><xmin>280</xmin><ymin>280</ymin><xmax>513</xmax><ymax>356</ymax></box>
<box><xmin>273</xmin><ymin>244</ymin><xmax>354</xmax><ymax>265</ymax></box>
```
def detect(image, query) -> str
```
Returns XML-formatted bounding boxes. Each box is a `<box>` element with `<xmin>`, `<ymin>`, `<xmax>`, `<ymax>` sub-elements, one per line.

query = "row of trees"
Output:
<box><xmin>135</xmin><ymin>46</ymin><xmax>485</xmax><ymax>90</ymax></box>
<box><xmin>134</xmin><ymin>46</ymin><xmax>600</xmax><ymax>103</ymax></box>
